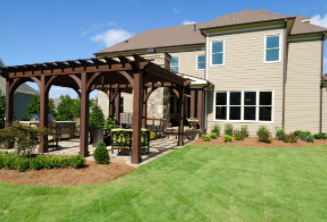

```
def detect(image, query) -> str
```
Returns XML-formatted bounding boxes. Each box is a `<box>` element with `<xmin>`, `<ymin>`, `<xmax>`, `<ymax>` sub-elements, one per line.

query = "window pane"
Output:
<box><xmin>212</xmin><ymin>42</ymin><xmax>223</xmax><ymax>53</ymax></box>
<box><xmin>266</xmin><ymin>36</ymin><xmax>279</xmax><ymax>48</ymax></box>
<box><xmin>230</xmin><ymin>107</ymin><xmax>241</xmax><ymax>120</ymax></box>
<box><xmin>266</xmin><ymin>49</ymin><xmax>279</xmax><ymax>61</ymax></box>
<box><xmin>212</xmin><ymin>53</ymin><xmax>223</xmax><ymax>65</ymax></box>
<box><xmin>230</xmin><ymin>92</ymin><xmax>241</xmax><ymax>105</ymax></box>
<box><xmin>171</xmin><ymin>67</ymin><xmax>179</xmax><ymax>72</ymax></box>
<box><xmin>259</xmin><ymin>107</ymin><xmax>272</xmax><ymax>121</ymax></box>
<box><xmin>244</xmin><ymin>92</ymin><xmax>256</xmax><ymax>105</ymax></box>
<box><xmin>260</xmin><ymin>92</ymin><xmax>272</xmax><ymax>105</ymax></box>
<box><xmin>171</xmin><ymin>57</ymin><xmax>179</xmax><ymax>66</ymax></box>
<box><xmin>216</xmin><ymin>106</ymin><xmax>226</xmax><ymax>120</ymax></box>
<box><xmin>244</xmin><ymin>107</ymin><xmax>256</xmax><ymax>120</ymax></box>
<box><xmin>197</xmin><ymin>62</ymin><xmax>205</xmax><ymax>70</ymax></box>
<box><xmin>198</xmin><ymin>55</ymin><xmax>205</xmax><ymax>63</ymax></box>
<box><xmin>216</xmin><ymin>93</ymin><xmax>227</xmax><ymax>105</ymax></box>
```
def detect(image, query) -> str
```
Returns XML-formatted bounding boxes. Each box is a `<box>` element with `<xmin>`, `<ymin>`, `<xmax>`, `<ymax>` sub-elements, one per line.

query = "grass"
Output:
<box><xmin>1</xmin><ymin>145</ymin><xmax>327</xmax><ymax>221</ymax></box>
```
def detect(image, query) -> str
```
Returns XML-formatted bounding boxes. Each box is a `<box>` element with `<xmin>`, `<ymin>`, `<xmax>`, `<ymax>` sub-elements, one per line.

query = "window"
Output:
<box><xmin>265</xmin><ymin>35</ymin><xmax>280</xmax><ymax>62</ymax></box>
<box><xmin>170</xmin><ymin>57</ymin><xmax>179</xmax><ymax>72</ymax></box>
<box><xmin>214</xmin><ymin>91</ymin><xmax>273</xmax><ymax>122</ymax></box>
<box><xmin>211</xmin><ymin>41</ymin><xmax>224</xmax><ymax>65</ymax></box>
<box><xmin>119</xmin><ymin>97</ymin><xmax>124</xmax><ymax>113</ymax></box>
<box><xmin>197</xmin><ymin>55</ymin><xmax>205</xmax><ymax>70</ymax></box>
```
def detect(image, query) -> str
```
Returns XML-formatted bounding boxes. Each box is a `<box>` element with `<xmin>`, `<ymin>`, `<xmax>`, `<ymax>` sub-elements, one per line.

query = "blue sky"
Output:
<box><xmin>1</xmin><ymin>0</ymin><xmax>327</xmax><ymax>98</ymax></box>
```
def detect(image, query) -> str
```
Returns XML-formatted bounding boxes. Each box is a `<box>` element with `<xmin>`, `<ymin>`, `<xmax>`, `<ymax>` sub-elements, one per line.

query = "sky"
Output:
<box><xmin>1</xmin><ymin>0</ymin><xmax>327</xmax><ymax>98</ymax></box>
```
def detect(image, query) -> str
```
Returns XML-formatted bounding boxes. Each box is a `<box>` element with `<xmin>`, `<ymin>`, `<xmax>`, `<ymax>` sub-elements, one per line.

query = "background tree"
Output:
<box><xmin>0</xmin><ymin>89</ymin><xmax>5</xmax><ymax>129</ymax></box>
<box><xmin>70</xmin><ymin>97</ymin><xmax>81</xmax><ymax>119</ymax></box>
<box><xmin>56</xmin><ymin>95</ymin><xmax>74</xmax><ymax>121</ymax></box>
<box><xmin>89</xmin><ymin>104</ymin><xmax>105</xmax><ymax>127</ymax></box>
<box><xmin>89</xmin><ymin>97</ymin><xmax>98</xmax><ymax>109</ymax></box>
<box><xmin>22</xmin><ymin>94</ymin><xmax>57</xmax><ymax>121</ymax></box>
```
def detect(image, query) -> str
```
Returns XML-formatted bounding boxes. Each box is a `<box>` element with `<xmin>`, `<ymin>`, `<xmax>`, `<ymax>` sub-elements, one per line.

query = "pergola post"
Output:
<box><xmin>142</xmin><ymin>89</ymin><xmax>147</xmax><ymax>128</ymax></box>
<box><xmin>178</xmin><ymin>86</ymin><xmax>185</xmax><ymax>146</ymax></box>
<box><xmin>115</xmin><ymin>90</ymin><xmax>121</xmax><ymax>125</ymax></box>
<box><xmin>190</xmin><ymin>89</ymin><xmax>196</xmax><ymax>119</ymax></box>
<box><xmin>5</xmin><ymin>79</ymin><xmax>13</xmax><ymax>128</ymax></box>
<box><xmin>108</xmin><ymin>89</ymin><xmax>115</xmax><ymax>121</ymax></box>
<box><xmin>38</xmin><ymin>76</ymin><xmax>49</xmax><ymax>153</ymax></box>
<box><xmin>197</xmin><ymin>89</ymin><xmax>204</xmax><ymax>130</ymax></box>
<box><xmin>80</xmin><ymin>72</ymin><xmax>90</xmax><ymax>157</ymax></box>
<box><xmin>131</xmin><ymin>70</ymin><xmax>143</xmax><ymax>164</ymax></box>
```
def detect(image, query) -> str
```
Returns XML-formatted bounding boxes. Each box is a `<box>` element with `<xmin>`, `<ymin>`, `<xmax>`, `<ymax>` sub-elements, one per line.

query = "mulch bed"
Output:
<box><xmin>0</xmin><ymin>161</ymin><xmax>136</xmax><ymax>186</ymax></box>
<box><xmin>192</xmin><ymin>136</ymin><xmax>327</xmax><ymax>147</ymax></box>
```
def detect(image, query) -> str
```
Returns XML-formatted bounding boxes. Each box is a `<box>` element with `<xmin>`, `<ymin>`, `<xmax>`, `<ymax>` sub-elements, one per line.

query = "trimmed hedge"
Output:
<box><xmin>93</xmin><ymin>141</ymin><xmax>109</xmax><ymax>164</ymax></box>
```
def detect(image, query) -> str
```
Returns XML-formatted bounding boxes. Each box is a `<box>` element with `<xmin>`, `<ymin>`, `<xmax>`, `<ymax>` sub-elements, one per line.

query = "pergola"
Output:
<box><xmin>0</xmin><ymin>54</ymin><xmax>190</xmax><ymax>164</ymax></box>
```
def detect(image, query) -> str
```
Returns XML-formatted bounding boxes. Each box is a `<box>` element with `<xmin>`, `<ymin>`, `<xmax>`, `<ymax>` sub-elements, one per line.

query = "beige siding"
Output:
<box><xmin>285</xmin><ymin>40</ymin><xmax>322</xmax><ymax>134</ymax></box>
<box><xmin>169</xmin><ymin>49</ymin><xmax>205</xmax><ymax>79</ymax></box>
<box><xmin>98</xmin><ymin>91</ymin><xmax>133</xmax><ymax>119</ymax></box>
<box><xmin>206</xmin><ymin>28</ymin><xmax>284</xmax><ymax>136</ymax></box>
<box><xmin>323</xmin><ymin>89</ymin><xmax>327</xmax><ymax>133</ymax></box>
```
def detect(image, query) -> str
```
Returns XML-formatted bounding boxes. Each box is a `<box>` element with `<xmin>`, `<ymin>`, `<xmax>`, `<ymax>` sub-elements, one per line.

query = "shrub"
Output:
<box><xmin>3</xmin><ymin>155</ymin><xmax>15</xmax><ymax>169</ymax></box>
<box><xmin>275</xmin><ymin>126</ymin><xmax>285</xmax><ymax>141</ymax></box>
<box><xmin>211</xmin><ymin>124</ymin><xmax>221</xmax><ymax>136</ymax></box>
<box><xmin>30</xmin><ymin>156</ymin><xmax>43</xmax><ymax>170</ymax></box>
<box><xmin>209</xmin><ymin>133</ymin><xmax>217</xmax><ymax>139</ymax></box>
<box><xmin>257</xmin><ymin>126</ymin><xmax>269</xmax><ymax>137</ymax></box>
<box><xmin>257</xmin><ymin>126</ymin><xmax>272</xmax><ymax>143</ymax></box>
<box><xmin>284</xmin><ymin>133</ymin><xmax>298</xmax><ymax>143</ymax></box>
<box><xmin>93</xmin><ymin>141</ymin><xmax>109</xmax><ymax>164</ymax></box>
<box><xmin>234</xmin><ymin>130</ymin><xmax>246</xmax><ymax>141</ymax></box>
<box><xmin>202</xmin><ymin>134</ymin><xmax>211</xmax><ymax>142</ymax></box>
<box><xmin>314</xmin><ymin>132</ymin><xmax>327</xmax><ymax>140</ymax></box>
<box><xmin>103</xmin><ymin>120</ymin><xmax>117</xmax><ymax>130</ymax></box>
<box><xmin>224</xmin><ymin>124</ymin><xmax>234</xmax><ymax>136</ymax></box>
<box><xmin>14</xmin><ymin>157</ymin><xmax>30</xmax><ymax>172</ymax></box>
<box><xmin>89</xmin><ymin>105</ymin><xmax>105</xmax><ymax>127</ymax></box>
<box><xmin>69</xmin><ymin>155</ymin><xmax>85</xmax><ymax>169</ymax></box>
<box><xmin>241</xmin><ymin>125</ymin><xmax>249</xmax><ymax>138</ymax></box>
<box><xmin>43</xmin><ymin>156</ymin><xmax>54</xmax><ymax>170</ymax></box>
<box><xmin>0</xmin><ymin>155</ymin><xmax>3</xmax><ymax>169</ymax></box>
<box><xmin>294</xmin><ymin>130</ymin><xmax>315</xmax><ymax>143</ymax></box>
<box><xmin>58</xmin><ymin>155</ymin><xmax>70</xmax><ymax>168</ymax></box>
<box><xmin>223</xmin><ymin>135</ymin><xmax>233</xmax><ymax>142</ymax></box>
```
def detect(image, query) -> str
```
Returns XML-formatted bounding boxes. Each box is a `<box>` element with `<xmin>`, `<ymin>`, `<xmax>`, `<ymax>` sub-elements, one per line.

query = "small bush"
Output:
<box><xmin>294</xmin><ymin>130</ymin><xmax>315</xmax><ymax>143</ymax></box>
<box><xmin>3</xmin><ymin>155</ymin><xmax>15</xmax><ymax>169</ymax></box>
<box><xmin>93</xmin><ymin>141</ymin><xmax>109</xmax><ymax>164</ymax></box>
<box><xmin>275</xmin><ymin>126</ymin><xmax>286</xmax><ymax>141</ymax></box>
<box><xmin>58</xmin><ymin>155</ymin><xmax>70</xmax><ymax>168</ymax></box>
<box><xmin>284</xmin><ymin>133</ymin><xmax>298</xmax><ymax>143</ymax></box>
<box><xmin>0</xmin><ymin>156</ymin><xmax>3</xmax><ymax>169</ymax></box>
<box><xmin>241</xmin><ymin>125</ymin><xmax>249</xmax><ymax>138</ymax></box>
<box><xmin>314</xmin><ymin>132</ymin><xmax>327</xmax><ymax>140</ymax></box>
<box><xmin>30</xmin><ymin>156</ymin><xmax>43</xmax><ymax>170</ymax></box>
<box><xmin>257</xmin><ymin>126</ymin><xmax>269</xmax><ymax>137</ymax></box>
<box><xmin>202</xmin><ymin>134</ymin><xmax>211</xmax><ymax>142</ymax></box>
<box><xmin>223</xmin><ymin>135</ymin><xmax>233</xmax><ymax>142</ymax></box>
<box><xmin>257</xmin><ymin>126</ymin><xmax>272</xmax><ymax>143</ymax></box>
<box><xmin>211</xmin><ymin>124</ymin><xmax>221</xmax><ymax>136</ymax></box>
<box><xmin>224</xmin><ymin>124</ymin><xmax>234</xmax><ymax>136</ymax></box>
<box><xmin>209</xmin><ymin>133</ymin><xmax>217</xmax><ymax>139</ymax></box>
<box><xmin>14</xmin><ymin>157</ymin><xmax>30</xmax><ymax>172</ymax></box>
<box><xmin>69</xmin><ymin>155</ymin><xmax>85</xmax><ymax>169</ymax></box>
<box><xmin>234</xmin><ymin>130</ymin><xmax>246</xmax><ymax>141</ymax></box>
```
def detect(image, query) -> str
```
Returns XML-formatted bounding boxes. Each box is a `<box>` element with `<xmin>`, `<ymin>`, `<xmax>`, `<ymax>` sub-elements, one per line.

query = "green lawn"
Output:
<box><xmin>1</xmin><ymin>145</ymin><xmax>327</xmax><ymax>221</ymax></box>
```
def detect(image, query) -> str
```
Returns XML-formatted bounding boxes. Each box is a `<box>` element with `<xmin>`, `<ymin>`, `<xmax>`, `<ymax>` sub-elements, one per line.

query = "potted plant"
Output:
<box><xmin>103</xmin><ymin>120</ymin><xmax>117</xmax><ymax>135</ymax></box>
<box><xmin>187</xmin><ymin>117</ymin><xmax>198</xmax><ymax>129</ymax></box>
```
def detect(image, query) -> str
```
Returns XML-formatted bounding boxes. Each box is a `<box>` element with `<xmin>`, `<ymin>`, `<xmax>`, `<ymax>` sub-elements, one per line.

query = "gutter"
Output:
<box><xmin>320</xmin><ymin>32</ymin><xmax>325</xmax><ymax>132</ymax></box>
<box><xmin>282</xmin><ymin>19</ymin><xmax>288</xmax><ymax>128</ymax></box>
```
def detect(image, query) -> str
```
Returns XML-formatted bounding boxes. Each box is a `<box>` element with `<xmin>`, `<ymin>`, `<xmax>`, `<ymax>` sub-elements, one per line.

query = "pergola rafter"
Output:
<box><xmin>0</xmin><ymin>54</ymin><xmax>190</xmax><ymax>164</ymax></box>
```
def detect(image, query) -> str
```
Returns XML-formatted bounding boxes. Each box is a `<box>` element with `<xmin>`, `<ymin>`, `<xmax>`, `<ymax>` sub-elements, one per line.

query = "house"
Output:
<box><xmin>0</xmin><ymin>58</ymin><xmax>38</xmax><ymax>120</ymax></box>
<box><xmin>95</xmin><ymin>9</ymin><xmax>327</xmax><ymax>135</ymax></box>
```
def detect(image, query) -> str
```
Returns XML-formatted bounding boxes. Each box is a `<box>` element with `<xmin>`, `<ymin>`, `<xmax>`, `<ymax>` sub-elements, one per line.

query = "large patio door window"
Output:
<box><xmin>214</xmin><ymin>90</ymin><xmax>273</xmax><ymax>122</ymax></box>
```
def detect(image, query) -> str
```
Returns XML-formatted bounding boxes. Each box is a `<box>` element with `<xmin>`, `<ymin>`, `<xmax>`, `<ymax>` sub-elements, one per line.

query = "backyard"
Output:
<box><xmin>1</xmin><ymin>144</ymin><xmax>327</xmax><ymax>221</ymax></box>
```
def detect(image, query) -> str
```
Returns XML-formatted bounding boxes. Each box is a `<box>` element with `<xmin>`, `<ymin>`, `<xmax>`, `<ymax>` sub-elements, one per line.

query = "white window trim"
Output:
<box><xmin>213</xmin><ymin>90</ymin><xmax>274</xmax><ymax>123</ymax></box>
<box><xmin>196</xmin><ymin>54</ymin><xmax>205</xmax><ymax>70</ymax></box>
<box><xmin>264</xmin><ymin>34</ymin><xmax>281</xmax><ymax>63</ymax></box>
<box><xmin>170</xmin><ymin>56</ymin><xmax>180</xmax><ymax>72</ymax></box>
<box><xmin>210</xmin><ymin>40</ymin><xmax>225</xmax><ymax>66</ymax></box>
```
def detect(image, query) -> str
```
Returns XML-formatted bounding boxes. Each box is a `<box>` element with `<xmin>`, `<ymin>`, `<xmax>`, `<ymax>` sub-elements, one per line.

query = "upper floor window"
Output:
<box><xmin>211</xmin><ymin>41</ymin><xmax>224</xmax><ymax>65</ymax></box>
<box><xmin>171</xmin><ymin>57</ymin><xmax>179</xmax><ymax>72</ymax></box>
<box><xmin>197</xmin><ymin>55</ymin><xmax>205</xmax><ymax>70</ymax></box>
<box><xmin>265</xmin><ymin>35</ymin><xmax>280</xmax><ymax>62</ymax></box>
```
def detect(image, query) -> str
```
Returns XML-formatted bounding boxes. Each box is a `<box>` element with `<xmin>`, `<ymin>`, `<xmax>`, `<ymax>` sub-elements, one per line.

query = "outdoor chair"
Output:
<box><xmin>111</xmin><ymin>129</ymin><xmax>150</xmax><ymax>157</ymax></box>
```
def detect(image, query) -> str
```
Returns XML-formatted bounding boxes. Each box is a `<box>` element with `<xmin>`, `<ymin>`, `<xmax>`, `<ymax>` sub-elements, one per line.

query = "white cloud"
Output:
<box><xmin>91</xmin><ymin>28</ymin><xmax>134</xmax><ymax>47</ymax></box>
<box><xmin>310</xmin><ymin>14</ymin><xmax>327</xmax><ymax>27</ymax></box>
<box><xmin>182</xmin><ymin>20</ymin><xmax>196</xmax><ymax>25</ymax></box>
<box><xmin>108</xmin><ymin>21</ymin><xmax>116</xmax><ymax>26</ymax></box>
<box><xmin>174</xmin><ymin>9</ymin><xmax>179</xmax><ymax>14</ymax></box>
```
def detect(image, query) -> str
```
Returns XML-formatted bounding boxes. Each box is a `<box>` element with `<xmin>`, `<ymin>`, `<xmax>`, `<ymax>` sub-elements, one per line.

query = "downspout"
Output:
<box><xmin>319</xmin><ymin>33</ymin><xmax>325</xmax><ymax>132</ymax></box>
<box><xmin>282</xmin><ymin>19</ymin><xmax>287</xmax><ymax>128</ymax></box>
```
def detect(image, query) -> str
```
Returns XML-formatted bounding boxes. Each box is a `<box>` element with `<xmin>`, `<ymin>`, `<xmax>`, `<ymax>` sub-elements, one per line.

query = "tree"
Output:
<box><xmin>89</xmin><ymin>97</ymin><xmax>98</xmax><ymax>108</ymax></box>
<box><xmin>0</xmin><ymin>89</ymin><xmax>5</xmax><ymax>129</ymax></box>
<box><xmin>22</xmin><ymin>94</ymin><xmax>57</xmax><ymax>121</ymax></box>
<box><xmin>70</xmin><ymin>97</ymin><xmax>81</xmax><ymax>119</ymax></box>
<box><xmin>56</xmin><ymin>95</ymin><xmax>74</xmax><ymax>121</ymax></box>
<box><xmin>89</xmin><ymin>104</ymin><xmax>105</xmax><ymax>127</ymax></box>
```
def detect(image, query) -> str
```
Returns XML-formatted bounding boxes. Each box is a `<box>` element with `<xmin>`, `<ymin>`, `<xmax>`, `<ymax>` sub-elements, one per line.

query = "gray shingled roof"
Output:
<box><xmin>95</xmin><ymin>10</ymin><xmax>327</xmax><ymax>54</ymax></box>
